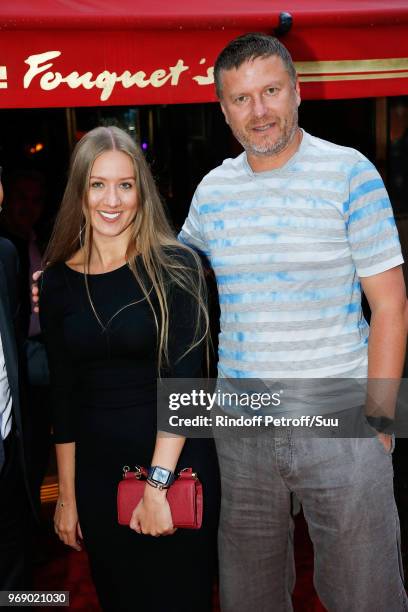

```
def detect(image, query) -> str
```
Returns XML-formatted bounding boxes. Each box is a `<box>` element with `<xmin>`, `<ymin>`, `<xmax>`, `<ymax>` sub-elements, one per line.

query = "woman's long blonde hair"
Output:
<box><xmin>44</xmin><ymin>126</ymin><xmax>209</xmax><ymax>372</ymax></box>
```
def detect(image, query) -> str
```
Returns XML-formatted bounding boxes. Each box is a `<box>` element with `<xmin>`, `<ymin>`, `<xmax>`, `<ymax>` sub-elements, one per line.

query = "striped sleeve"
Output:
<box><xmin>178</xmin><ymin>191</ymin><xmax>210</xmax><ymax>257</ymax></box>
<box><xmin>346</xmin><ymin>159</ymin><xmax>403</xmax><ymax>277</ymax></box>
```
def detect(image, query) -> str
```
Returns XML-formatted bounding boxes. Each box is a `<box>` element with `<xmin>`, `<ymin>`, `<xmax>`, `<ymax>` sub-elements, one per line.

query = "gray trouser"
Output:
<box><xmin>216</xmin><ymin>429</ymin><xmax>408</xmax><ymax>612</ymax></box>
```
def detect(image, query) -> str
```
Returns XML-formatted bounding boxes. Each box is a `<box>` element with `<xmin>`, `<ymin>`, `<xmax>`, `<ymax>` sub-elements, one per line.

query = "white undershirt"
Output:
<box><xmin>0</xmin><ymin>330</ymin><xmax>12</xmax><ymax>440</ymax></box>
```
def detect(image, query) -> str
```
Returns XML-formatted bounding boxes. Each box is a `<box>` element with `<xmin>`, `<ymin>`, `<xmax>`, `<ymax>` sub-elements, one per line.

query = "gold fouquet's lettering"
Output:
<box><xmin>118</xmin><ymin>60</ymin><xmax>189</xmax><ymax>92</ymax></box>
<box><xmin>23</xmin><ymin>52</ymin><xmax>192</xmax><ymax>101</ymax></box>
<box><xmin>24</xmin><ymin>51</ymin><xmax>61</xmax><ymax>88</ymax></box>
<box><xmin>192</xmin><ymin>59</ymin><xmax>214</xmax><ymax>85</ymax></box>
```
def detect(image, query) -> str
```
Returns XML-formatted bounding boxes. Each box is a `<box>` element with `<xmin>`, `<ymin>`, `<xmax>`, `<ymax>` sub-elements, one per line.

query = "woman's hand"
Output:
<box><xmin>54</xmin><ymin>496</ymin><xmax>83</xmax><ymax>551</ymax></box>
<box><xmin>129</xmin><ymin>485</ymin><xmax>176</xmax><ymax>537</ymax></box>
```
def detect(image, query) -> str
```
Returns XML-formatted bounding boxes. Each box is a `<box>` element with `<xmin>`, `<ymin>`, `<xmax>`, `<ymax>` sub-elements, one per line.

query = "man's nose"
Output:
<box><xmin>252</xmin><ymin>95</ymin><xmax>267</xmax><ymax>118</ymax></box>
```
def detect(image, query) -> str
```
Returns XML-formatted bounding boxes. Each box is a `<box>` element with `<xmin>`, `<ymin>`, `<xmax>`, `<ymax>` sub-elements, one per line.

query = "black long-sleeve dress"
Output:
<box><xmin>39</xmin><ymin>254</ymin><xmax>220</xmax><ymax>612</ymax></box>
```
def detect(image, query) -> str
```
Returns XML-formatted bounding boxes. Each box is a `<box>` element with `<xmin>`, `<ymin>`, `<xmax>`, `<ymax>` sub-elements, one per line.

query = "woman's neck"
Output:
<box><xmin>69</xmin><ymin>235</ymin><xmax>130</xmax><ymax>274</ymax></box>
<box><xmin>93</xmin><ymin>236</ymin><xmax>128</xmax><ymax>270</ymax></box>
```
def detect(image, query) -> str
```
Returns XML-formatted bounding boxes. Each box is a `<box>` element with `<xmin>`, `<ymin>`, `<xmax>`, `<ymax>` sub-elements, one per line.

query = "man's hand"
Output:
<box><xmin>31</xmin><ymin>270</ymin><xmax>43</xmax><ymax>313</ymax></box>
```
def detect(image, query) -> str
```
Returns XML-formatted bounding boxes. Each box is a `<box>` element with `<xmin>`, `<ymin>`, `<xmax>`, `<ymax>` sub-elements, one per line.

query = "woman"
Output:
<box><xmin>39</xmin><ymin>126</ymin><xmax>220</xmax><ymax>612</ymax></box>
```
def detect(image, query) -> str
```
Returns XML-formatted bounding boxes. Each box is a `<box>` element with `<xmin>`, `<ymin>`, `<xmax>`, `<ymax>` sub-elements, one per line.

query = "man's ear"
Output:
<box><xmin>220</xmin><ymin>102</ymin><xmax>230</xmax><ymax>126</ymax></box>
<box><xmin>295</xmin><ymin>77</ymin><xmax>301</xmax><ymax>107</ymax></box>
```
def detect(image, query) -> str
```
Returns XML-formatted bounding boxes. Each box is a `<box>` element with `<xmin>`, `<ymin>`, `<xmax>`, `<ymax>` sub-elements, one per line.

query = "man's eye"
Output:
<box><xmin>90</xmin><ymin>181</ymin><xmax>103</xmax><ymax>189</ymax></box>
<box><xmin>266</xmin><ymin>87</ymin><xmax>278</xmax><ymax>95</ymax></box>
<box><xmin>235</xmin><ymin>96</ymin><xmax>247</xmax><ymax>104</ymax></box>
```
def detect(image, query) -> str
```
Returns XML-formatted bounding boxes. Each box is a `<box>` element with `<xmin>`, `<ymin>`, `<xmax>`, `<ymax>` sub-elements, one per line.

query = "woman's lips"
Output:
<box><xmin>98</xmin><ymin>211</ymin><xmax>122</xmax><ymax>222</ymax></box>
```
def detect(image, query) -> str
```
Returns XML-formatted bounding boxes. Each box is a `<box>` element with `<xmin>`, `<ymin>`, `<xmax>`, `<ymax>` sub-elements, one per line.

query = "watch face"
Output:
<box><xmin>152</xmin><ymin>467</ymin><xmax>170</xmax><ymax>485</ymax></box>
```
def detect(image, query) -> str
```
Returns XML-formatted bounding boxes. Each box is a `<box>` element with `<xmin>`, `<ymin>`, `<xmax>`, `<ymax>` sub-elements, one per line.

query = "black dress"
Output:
<box><xmin>39</xmin><ymin>256</ymin><xmax>220</xmax><ymax>612</ymax></box>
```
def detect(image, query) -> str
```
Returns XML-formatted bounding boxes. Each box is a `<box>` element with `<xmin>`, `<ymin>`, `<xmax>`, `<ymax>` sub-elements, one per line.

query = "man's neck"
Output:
<box><xmin>247</xmin><ymin>128</ymin><xmax>303</xmax><ymax>173</ymax></box>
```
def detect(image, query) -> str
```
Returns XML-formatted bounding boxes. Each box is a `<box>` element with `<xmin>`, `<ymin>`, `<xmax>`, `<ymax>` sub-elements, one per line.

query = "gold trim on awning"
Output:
<box><xmin>300</xmin><ymin>72</ymin><xmax>408</xmax><ymax>83</ymax></box>
<box><xmin>296</xmin><ymin>58</ymin><xmax>408</xmax><ymax>74</ymax></box>
<box><xmin>295</xmin><ymin>58</ymin><xmax>408</xmax><ymax>83</ymax></box>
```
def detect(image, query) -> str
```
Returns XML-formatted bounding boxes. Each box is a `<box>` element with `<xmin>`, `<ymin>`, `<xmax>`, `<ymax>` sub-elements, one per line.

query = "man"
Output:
<box><xmin>0</xmin><ymin>167</ymin><xmax>35</xmax><ymax>589</ymax></box>
<box><xmin>179</xmin><ymin>34</ymin><xmax>408</xmax><ymax>611</ymax></box>
<box><xmin>0</xmin><ymin>170</ymin><xmax>51</xmax><ymax>504</ymax></box>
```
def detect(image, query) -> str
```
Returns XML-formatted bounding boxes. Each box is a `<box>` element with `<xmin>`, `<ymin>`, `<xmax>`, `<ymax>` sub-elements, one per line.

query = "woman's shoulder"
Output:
<box><xmin>38</xmin><ymin>262</ymin><xmax>72</xmax><ymax>323</ymax></box>
<box><xmin>40</xmin><ymin>261</ymin><xmax>70</xmax><ymax>296</ymax></box>
<box><xmin>160</xmin><ymin>245</ymin><xmax>206</xmax><ymax>307</ymax></box>
<box><xmin>163</xmin><ymin>243</ymin><xmax>202</xmax><ymax>270</ymax></box>
<box><xmin>42</xmin><ymin>260</ymin><xmax>66</xmax><ymax>280</ymax></box>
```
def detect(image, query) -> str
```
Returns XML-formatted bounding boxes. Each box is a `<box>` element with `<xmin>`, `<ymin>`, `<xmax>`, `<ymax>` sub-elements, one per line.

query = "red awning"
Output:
<box><xmin>0</xmin><ymin>0</ymin><xmax>407</xmax><ymax>108</ymax></box>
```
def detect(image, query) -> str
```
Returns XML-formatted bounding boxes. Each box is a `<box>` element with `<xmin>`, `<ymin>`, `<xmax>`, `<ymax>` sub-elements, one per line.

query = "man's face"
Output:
<box><xmin>219</xmin><ymin>55</ymin><xmax>301</xmax><ymax>159</ymax></box>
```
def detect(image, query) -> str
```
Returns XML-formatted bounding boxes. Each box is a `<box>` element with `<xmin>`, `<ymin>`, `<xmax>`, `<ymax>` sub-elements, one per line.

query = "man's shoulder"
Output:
<box><xmin>0</xmin><ymin>236</ymin><xmax>18</xmax><ymax>263</ymax></box>
<box><xmin>0</xmin><ymin>238</ymin><xmax>19</xmax><ymax>304</ymax></box>
<box><xmin>304</xmin><ymin>131</ymin><xmax>369</xmax><ymax>167</ymax></box>
<box><xmin>0</xmin><ymin>237</ymin><xmax>19</xmax><ymax>280</ymax></box>
<box><xmin>198</xmin><ymin>152</ymin><xmax>247</xmax><ymax>188</ymax></box>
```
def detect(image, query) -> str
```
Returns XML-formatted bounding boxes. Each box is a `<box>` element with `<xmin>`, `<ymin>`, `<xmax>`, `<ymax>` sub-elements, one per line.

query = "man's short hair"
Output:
<box><xmin>214</xmin><ymin>32</ymin><xmax>297</xmax><ymax>98</ymax></box>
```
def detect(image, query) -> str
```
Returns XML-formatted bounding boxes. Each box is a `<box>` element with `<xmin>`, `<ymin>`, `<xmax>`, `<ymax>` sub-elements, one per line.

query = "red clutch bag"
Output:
<box><xmin>117</xmin><ymin>466</ymin><xmax>203</xmax><ymax>529</ymax></box>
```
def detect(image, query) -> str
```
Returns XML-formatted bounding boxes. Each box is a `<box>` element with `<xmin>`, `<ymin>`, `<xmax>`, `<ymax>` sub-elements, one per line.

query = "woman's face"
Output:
<box><xmin>86</xmin><ymin>150</ymin><xmax>138</xmax><ymax>241</ymax></box>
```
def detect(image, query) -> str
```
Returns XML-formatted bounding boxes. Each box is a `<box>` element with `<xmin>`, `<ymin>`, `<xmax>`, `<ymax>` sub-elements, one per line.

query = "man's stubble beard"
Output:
<box><xmin>234</xmin><ymin>104</ymin><xmax>299</xmax><ymax>158</ymax></box>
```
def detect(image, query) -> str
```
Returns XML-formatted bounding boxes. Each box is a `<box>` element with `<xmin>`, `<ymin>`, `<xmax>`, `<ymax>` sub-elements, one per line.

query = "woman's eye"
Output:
<box><xmin>120</xmin><ymin>182</ymin><xmax>133</xmax><ymax>190</ymax></box>
<box><xmin>90</xmin><ymin>181</ymin><xmax>103</xmax><ymax>189</ymax></box>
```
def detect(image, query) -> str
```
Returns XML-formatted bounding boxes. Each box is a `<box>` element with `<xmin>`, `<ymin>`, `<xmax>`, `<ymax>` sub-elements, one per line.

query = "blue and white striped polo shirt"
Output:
<box><xmin>179</xmin><ymin>130</ymin><xmax>403</xmax><ymax>379</ymax></box>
